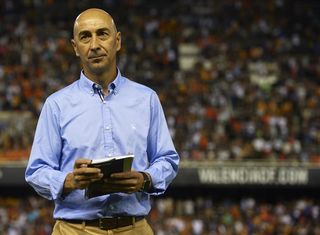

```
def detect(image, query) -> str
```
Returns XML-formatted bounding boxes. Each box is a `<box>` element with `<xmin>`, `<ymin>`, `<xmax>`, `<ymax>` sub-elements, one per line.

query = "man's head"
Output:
<box><xmin>71</xmin><ymin>8</ymin><xmax>121</xmax><ymax>78</ymax></box>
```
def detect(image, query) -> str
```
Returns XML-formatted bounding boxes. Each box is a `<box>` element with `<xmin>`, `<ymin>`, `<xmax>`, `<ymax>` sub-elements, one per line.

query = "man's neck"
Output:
<box><xmin>84</xmin><ymin>68</ymin><xmax>117</xmax><ymax>93</ymax></box>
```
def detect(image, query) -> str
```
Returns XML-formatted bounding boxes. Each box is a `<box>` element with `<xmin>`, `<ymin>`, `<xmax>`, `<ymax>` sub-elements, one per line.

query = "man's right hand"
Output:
<box><xmin>63</xmin><ymin>158</ymin><xmax>103</xmax><ymax>194</ymax></box>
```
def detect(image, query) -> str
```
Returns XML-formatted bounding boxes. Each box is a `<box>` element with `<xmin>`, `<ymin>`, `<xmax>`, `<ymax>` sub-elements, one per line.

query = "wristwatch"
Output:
<box><xmin>139</xmin><ymin>172</ymin><xmax>152</xmax><ymax>192</ymax></box>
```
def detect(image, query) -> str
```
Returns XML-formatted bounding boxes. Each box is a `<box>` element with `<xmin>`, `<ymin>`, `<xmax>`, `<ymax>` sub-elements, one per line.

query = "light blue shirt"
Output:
<box><xmin>25</xmin><ymin>70</ymin><xmax>179</xmax><ymax>220</ymax></box>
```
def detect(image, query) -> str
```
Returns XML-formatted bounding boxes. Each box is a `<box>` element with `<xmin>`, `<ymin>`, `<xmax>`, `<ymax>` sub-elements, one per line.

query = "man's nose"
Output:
<box><xmin>90</xmin><ymin>35</ymin><xmax>100</xmax><ymax>50</ymax></box>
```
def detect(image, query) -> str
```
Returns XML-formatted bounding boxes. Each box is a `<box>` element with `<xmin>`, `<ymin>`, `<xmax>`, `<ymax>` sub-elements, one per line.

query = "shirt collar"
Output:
<box><xmin>78</xmin><ymin>68</ymin><xmax>124</xmax><ymax>95</ymax></box>
<box><xmin>110</xmin><ymin>69</ymin><xmax>123</xmax><ymax>95</ymax></box>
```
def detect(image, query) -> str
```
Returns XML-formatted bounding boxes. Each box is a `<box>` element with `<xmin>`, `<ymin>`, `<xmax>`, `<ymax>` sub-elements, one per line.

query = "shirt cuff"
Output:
<box><xmin>50</xmin><ymin>171</ymin><xmax>69</xmax><ymax>200</ymax></box>
<box><xmin>145</xmin><ymin>166</ymin><xmax>175</xmax><ymax>196</ymax></box>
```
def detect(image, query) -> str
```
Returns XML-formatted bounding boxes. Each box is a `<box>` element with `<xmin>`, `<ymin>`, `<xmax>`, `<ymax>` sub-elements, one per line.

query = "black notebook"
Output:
<box><xmin>85</xmin><ymin>154</ymin><xmax>134</xmax><ymax>199</ymax></box>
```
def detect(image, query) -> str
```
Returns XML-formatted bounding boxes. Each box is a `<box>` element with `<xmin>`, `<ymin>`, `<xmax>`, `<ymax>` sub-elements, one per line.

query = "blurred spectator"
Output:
<box><xmin>0</xmin><ymin>196</ymin><xmax>54</xmax><ymax>235</ymax></box>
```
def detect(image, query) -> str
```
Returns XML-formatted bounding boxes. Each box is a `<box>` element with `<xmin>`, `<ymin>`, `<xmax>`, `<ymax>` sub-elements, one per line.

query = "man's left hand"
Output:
<box><xmin>102</xmin><ymin>171</ymin><xmax>145</xmax><ymax>194</ymax></box>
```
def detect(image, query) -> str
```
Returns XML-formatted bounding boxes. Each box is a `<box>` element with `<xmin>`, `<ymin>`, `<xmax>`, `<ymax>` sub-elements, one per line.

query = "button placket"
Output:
<box><xmin>102</xmin><ymin>103</ymin><xmax>113</xmax><ymax>156</ymax></box>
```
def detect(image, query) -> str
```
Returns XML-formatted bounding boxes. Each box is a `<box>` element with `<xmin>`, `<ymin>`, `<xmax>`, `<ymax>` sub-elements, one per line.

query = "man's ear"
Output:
<box><xmin>116</xmin><ymin>32</ymin><xmax>121</xmax><ymax>52</ymax></box>
<box><xmin>71</xmin><ymin>39</ymin><xmax>79</xmax><ymax>56</ymax></box>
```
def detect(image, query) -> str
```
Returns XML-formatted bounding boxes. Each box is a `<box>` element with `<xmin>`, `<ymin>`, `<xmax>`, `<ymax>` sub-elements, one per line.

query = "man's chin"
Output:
<box><xmin>88</xmin><ymin>65</ymin><xmax>108</xmax><ymax>75</ymax></box>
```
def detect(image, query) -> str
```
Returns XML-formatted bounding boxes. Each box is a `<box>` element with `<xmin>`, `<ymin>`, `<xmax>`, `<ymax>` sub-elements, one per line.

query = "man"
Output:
<box><xmin>25</xmin><ymin>8</ymin><xmax>179</xmax><ymax>235</ymax></box>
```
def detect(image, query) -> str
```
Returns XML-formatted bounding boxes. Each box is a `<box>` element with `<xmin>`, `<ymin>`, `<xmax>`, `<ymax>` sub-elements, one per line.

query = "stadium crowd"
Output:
<box><xmin>1</xmin><ymin>0</ymin><xmax>320</xmax><ymax>162</ymax></box>
<box><xmin>0</xmin><ymin>195</ymin><xmax>320</xmax><ymax>235</ymax></box>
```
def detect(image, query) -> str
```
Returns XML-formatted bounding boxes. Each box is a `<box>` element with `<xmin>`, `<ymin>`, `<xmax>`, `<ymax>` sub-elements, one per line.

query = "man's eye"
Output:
<box><xmin>80</xmin><ymin>35</ymin><xmax>89</xmax><ymax>40</ymax></box>
<box><xmin>99</xmin><ymin>32</ymin><xmax>109</xmax><ymax>38</ymax></box>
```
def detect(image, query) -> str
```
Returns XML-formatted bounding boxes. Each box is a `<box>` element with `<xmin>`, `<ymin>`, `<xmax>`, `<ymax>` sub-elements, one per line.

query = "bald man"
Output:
<box><xmin>25</xmin><ymin>8</ymin><xmax>179</xmax><ymax>235</ymax></box>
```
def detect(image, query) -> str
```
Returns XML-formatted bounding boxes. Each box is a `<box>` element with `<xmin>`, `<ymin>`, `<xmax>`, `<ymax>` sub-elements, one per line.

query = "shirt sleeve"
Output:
<box><xmin>146</xmin><ymin>92</ymin><xmax>180</xmax><ymax>195</ymax></box>
<box><xmin>25</xmin><ymin>98</ymin><xmax>67</xmax><ymax>200</ymax></box>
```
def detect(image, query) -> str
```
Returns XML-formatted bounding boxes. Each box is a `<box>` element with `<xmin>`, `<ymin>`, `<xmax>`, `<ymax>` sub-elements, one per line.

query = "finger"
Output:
<box><xmin>126</xmin><ymin>186</ymin><xmax>137</xmax><ymax>193</ymax></box>
<box><xmin>74</xmin><ymin>173</ymin><xmax>103</xmax><ymax>181</ymax></box>
<box><xmin>74</xmin><ymin>173</ymin><xmax>102</xmax><ymax>183</ymax></box>
<box><xmin>73</xmin><ymin>177</ymin><xmax>92</xmax><ymax>189</ymax></box>
<box><xmin>74</xmin><ymin>159</ymin><xmax>92</xmax><ymax>169</ymax></box>
<box><xmin>74</xmin><ymin>173</ymin><xmax>105</xmax><ymax>189</ymax></box>
<box><xmin>110</xmin><ymin>171</ymin><xmax>138</xmax><ymax>179</ymax></box>
<box><xmin>104</xmin><ymin>179</ymin><xmax>139</xmax><ymax>188</ymax></box>
<box><xmin>104</xmin><ymin>178</ymin><xmax>135</xmax><ymax>183</ymax></box>
<box><xmin>74</xmin><ymin>167</ymin><xmax>101</xmax><ymax>176</ymax></box>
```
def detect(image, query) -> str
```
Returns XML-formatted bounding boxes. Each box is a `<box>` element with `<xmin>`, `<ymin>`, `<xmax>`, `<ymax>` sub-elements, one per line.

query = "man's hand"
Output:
<box><xmin>63</xmin><ymin>158</ymin><xmax>103</xmax><ymax>194</ymax></box>
<box><xmin>101</xmin><ymin>171</ymin><xmax>145</xmax><ymax>194</ymax></box>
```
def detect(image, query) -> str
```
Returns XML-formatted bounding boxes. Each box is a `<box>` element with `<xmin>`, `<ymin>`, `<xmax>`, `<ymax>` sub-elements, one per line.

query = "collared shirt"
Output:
<box><xmin>25</xmin><ymin>70</ymin><xmax>179</xmax><ymax>220</ymax></box>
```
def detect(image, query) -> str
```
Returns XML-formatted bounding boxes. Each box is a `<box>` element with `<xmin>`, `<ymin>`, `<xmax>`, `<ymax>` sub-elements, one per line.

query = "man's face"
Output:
<box><xmin>71</xmin><ymin>11</ymin><xmax>121</xmax><ymax>76</ymax></box>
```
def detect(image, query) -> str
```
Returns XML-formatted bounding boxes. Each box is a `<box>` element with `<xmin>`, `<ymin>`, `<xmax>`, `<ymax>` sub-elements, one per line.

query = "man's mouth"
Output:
<box><xmin>88</xmin><ymin>55</ymin><xmax>106</xmax><ymax>59</ymax></box>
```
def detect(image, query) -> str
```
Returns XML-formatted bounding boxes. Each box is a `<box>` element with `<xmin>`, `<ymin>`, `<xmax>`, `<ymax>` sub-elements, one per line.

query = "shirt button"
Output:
<box><xmin>105</xmin><ymin>126</ymin><xmax>111</xmax><ymax>130</ymax></box>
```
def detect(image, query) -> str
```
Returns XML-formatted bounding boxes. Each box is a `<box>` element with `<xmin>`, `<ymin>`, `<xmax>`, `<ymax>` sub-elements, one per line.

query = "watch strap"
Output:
<box><xmin>139</xmin><ymin>171</ymin><xmax>151</xmax><ymax>192</ymax></box>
